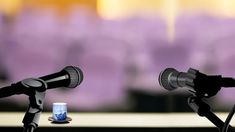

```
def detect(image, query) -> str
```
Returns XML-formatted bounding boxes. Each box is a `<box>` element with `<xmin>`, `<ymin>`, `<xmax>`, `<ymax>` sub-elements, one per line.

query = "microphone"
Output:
<box><xmin>159</xmin><ymin>68</ymin><xmax>193</xmax><ymax>91</ymax></box>
<box><xmin>0</xmin><ymin>66</ymin><xmax>83</xmax><ymax>98</ymax></box>
<box><xmin>40</xmin><ymin>66</ymin><xmax>83</xmax><ymax>89</ymax></box>
<box><xmin>159</xmin><ymin>68</ymin><xmax>235</xmax><ymax>97</ymax></box>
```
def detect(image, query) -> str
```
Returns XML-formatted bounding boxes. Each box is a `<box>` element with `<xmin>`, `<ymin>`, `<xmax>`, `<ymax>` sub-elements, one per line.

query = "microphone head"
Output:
<box><xmin>159</xmin><ymin>68</ymin><xmax>178</xmax><ymax>91</ymax></box>
<box><xmin>62</xmin><ymin>66</ymin><xmax>83</xmax><ymax>88</ymax></box>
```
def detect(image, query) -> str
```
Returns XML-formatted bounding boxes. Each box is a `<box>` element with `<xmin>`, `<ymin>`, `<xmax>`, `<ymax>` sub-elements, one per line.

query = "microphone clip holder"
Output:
<box><xmin>188</xmin><ymin>95</ymin><xmax>235</xmax><ymax>132</ymax></box>
<box><xmin>20</xmin><ymin>78</ymin><xmax>47</xmax><ymax>132</ymax></box>
<box><xmin>186</xmin><ymin>68</ymin><xmax>222</xmax><ymax>98</ymax></box>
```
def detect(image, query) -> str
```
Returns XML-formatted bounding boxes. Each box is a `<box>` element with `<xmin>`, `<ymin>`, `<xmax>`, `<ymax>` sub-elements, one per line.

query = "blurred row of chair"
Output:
<box><xmin>0</xmin><ymin>9</ymin><xmax>235</xmax><ymax>110</ymax></box>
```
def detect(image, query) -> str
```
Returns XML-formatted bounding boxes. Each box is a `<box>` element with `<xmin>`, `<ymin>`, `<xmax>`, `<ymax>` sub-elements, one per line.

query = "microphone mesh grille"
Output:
<box><xmin>63</xmin><ymin>66</ymin><xmax>83</xmax><ymax>88</ymax></box>
<box><xmin>159</xmin><ymin>68</ymin><xmax>177</xmax><ymax>91</ymax></box>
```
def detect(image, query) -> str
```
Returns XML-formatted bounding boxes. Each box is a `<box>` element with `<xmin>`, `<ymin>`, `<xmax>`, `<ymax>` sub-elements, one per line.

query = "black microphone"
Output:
<box><xmin>159</xmin><ymin>68</ymin><xmax>235</xmax><ymax>98</ymax></box>
<box><xmin>40</xmin><ymin>66</ymin><xmax>83</xmax><ymax>89</ymax></box>
<box><xmin>0</xmin><ymin>66</ymin><xmax>83</xmax><ymax>98</ymax></box>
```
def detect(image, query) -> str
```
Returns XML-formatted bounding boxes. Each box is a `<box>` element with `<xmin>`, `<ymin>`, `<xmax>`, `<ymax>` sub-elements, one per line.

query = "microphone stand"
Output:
<box><xmin>20</xmin><ymin>78</ymin><xmax>47</xmax><ymax>132</ymax></box>
<box><xmin>188</xmin><ymin>95</ymin><xmax>235</xmax><ymax>132</ymax></box>
<box><xmin>183</xmin><ymin>68</ymin><xmax>235</xmax><ymax>132</ymax></box>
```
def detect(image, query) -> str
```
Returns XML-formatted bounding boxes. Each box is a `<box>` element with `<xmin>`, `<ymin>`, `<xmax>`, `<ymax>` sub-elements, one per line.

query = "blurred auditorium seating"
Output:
<box><xmin>0</xmin><ymin>8</ymin><xmax>235</xmax><ymax>112</ymax></box>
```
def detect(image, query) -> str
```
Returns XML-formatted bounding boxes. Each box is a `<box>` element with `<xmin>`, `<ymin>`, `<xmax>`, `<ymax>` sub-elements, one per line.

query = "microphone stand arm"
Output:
<box><xmin>185</xmin><ymin>68</ymin><xmax>235</xmax><ymax>132</ymax></box>
<box><xmin>188</xmin><ymin>96</ymin><xmax>234</xmax><ymax>132</ymax></box>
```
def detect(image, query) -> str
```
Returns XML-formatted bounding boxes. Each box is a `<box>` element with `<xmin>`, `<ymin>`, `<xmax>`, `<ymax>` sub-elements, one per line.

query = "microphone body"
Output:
<box><xmin>159</xmin><ymin>68</ymin><xmax>235</xmax><ymax>97</ymax></box>
<box><xmin>0</xmin><ymin>66</ymin><xmax>83</xmax><ymax>98</ymax></box>
<box><xmin>40</xmin><ymin>66</ymin><xmax>83</xmax><ymax>89</ymax></box>
<box><xmin>159</xmin><ymin>68</ymin><xmax>192</xmax><ymax>91</ymax></box>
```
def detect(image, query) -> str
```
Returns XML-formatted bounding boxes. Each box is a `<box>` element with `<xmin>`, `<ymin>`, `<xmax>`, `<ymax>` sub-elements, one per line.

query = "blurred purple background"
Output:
<box><xmin>1</xmin><ymin>6</ymin><xmax>235</xmax><ymax>112</ymax></box>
